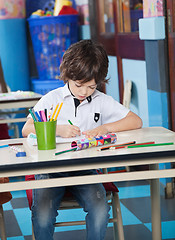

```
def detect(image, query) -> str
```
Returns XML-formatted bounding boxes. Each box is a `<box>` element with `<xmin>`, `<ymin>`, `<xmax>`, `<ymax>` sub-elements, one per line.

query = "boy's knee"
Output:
<box><xmin>32</xmin><ymin>203</ymin><xmax>55</xmax><ymax>228</ymax></box>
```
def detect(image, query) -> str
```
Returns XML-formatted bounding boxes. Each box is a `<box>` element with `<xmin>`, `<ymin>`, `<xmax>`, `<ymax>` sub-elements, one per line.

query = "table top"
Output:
<box><xmin>0</xmin><ymin>91</ymin><xmax>42</xmax><ymax>104</ymax></box>
<box><xmin>0</xmin><ymin>127</ymin><xmax>175</xmax><ymax>173</ymax></box>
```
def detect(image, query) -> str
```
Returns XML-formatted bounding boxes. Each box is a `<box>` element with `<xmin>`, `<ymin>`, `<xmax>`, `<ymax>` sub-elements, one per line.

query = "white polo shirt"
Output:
<box><xmin>33</xmin><ymin>84</ymin><xmax>130</xmax><ymax>133</ymax></box>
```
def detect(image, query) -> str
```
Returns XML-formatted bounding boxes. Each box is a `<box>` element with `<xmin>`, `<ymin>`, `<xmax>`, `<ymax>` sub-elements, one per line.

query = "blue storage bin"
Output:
<box><xmin>28</xmin><ymin>15</ymin><xmax>79</xmax><ymax>80</ymax></box>
<box><xmin>32</xmin><ymin>79</ymin><xmax>65</xmax><ymax>95</ymax></box>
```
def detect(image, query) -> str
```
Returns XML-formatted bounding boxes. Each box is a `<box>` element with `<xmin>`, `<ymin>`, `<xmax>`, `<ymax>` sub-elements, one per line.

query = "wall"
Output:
<box><xmin>77</xmin><ymin>0</ymin><xmax>170</xmax><ymax>131</ymax></box>
<box><xmin>76</xmin><ymin>0</ymin><xmax>149</xmax><ymax>127</ymax></box>
<box><xmin>78</xmin><ymin>0</ymin><xmax>170</xmax><ymax>186</ymax></box>
<box><xmin>0</xmin><ymin>0</ymin><xmax>30</xmax><ymax>91</ymax></box>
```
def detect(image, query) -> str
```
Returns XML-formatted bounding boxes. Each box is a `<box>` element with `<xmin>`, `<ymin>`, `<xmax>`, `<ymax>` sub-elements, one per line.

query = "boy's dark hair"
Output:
<box><xmin>59</xmin><ymin>39</ymin><xmax>109</xmax><ymax>86</ymax></box>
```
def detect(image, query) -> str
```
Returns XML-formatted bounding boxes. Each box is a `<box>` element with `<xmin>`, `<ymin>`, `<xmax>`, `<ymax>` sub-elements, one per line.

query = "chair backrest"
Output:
<box><xmin>122</xmin><ymin>80</ymin><xmax>132</xmax><ymax>108</ymax></box>
<box><xmin>0</xmin><ymin>59</ymin><xmax>8</xmax><ymax>93</ymax></box>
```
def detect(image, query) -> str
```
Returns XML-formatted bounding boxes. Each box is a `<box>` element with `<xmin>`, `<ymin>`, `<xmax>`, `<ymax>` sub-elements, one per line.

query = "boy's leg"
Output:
<box><xmin>32</xmin><ymin>174</ymin><xmax>66</xmax><ymax>240</ymax></box>
<box><xmin>69</xmin><ymin>171</ymin><xmax>110</xmax><ymax>240</ymax></box>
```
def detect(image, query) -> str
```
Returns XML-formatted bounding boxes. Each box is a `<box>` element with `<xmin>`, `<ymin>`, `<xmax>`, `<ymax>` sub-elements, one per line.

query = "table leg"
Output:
<box><xmin>150</xmin><ymin>164</ymin><xmax>162</xmax><ymax>240</ymax></box>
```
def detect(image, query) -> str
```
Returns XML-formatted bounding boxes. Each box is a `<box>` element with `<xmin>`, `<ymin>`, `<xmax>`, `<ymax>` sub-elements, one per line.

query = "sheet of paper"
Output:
<box><xmin>27</xmin><ymin>133</ymin><xmax>85</xmax><ymax>145</ymax></box>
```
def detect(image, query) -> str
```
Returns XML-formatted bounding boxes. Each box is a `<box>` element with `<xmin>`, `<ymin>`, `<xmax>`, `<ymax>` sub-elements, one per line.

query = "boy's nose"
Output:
<box><xmin>81</xmin><ymin>87</ymin><xmax>87</xmax><ymax>95</ymax></box>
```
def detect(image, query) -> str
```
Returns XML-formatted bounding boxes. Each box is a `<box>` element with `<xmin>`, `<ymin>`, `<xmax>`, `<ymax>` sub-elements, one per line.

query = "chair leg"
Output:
<box><xmin>112</xmin><ymin>192</ymin><xmax>125</xmax><ymax>240</ymax></box>
<box><xmin>0</xmin><ymin>205</ymin><xmax>7</xmax><ymax>240</ymax></box>
<box><xmin>32</xmin><ymin>224</ymin><xmax>35</xmax><ymax>240</ymax></box>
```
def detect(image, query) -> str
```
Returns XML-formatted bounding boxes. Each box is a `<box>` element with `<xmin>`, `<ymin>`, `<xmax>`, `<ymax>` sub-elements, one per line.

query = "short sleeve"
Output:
<box><xmin>100</xmin><ymin>94</ymin><xmax>130</xmax><ymax>124</ymax></box>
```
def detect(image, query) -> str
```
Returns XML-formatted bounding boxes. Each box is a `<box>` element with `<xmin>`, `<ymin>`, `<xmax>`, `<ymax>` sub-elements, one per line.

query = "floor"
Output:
<box><xmin>1</xmin><ymin>178</ymin><xmax>175</xmax><ymax>240</ymax></box>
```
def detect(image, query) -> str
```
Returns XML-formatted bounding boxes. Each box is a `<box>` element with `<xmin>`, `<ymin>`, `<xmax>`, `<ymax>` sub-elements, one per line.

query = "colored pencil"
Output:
<box><xmin>8</xmin><ymin>143</ymin><xmax>23</xmax><ymax>146</ymax></box>
<box><xmin>0</xmin><ymin>144</ymin><xmax>9</xmax><ymax>149</ymax></box>
<box><xmin>98</xmin><ymin>141</ymin><xmax>136</xmax><ymax>151</ymax></box>
<box><xmin>127</xmin><ymin>142</ymin><xmax>174</xmax><ymax>149</ymax></box>
<box><xmin>110</xmin><ymin>141</ymin><xmax>155</xmax><ymax>150</ymax></box>
<box><xmin>50</xmin><ymin>104</ymin><xmax>59</xmax><ymax>121</ymax></box>
<box><xmin>32</xmin><ymin>109</ymin><xmax>38</xmax><ymax>121</ymax></box>
<box><xmin>54</xmin><ymin>102</ymin><xmax>63</xmax><ymax>121</ymax></box>
<box><xmin>68</xmin><ymin>120</ymin><xmax>73</xmax><ymax>125</ymax></box>
<box><xmin>55</xmin><ymin>147</ymin><xmax>77</xmax><ymax>156</ymax></box>
<box><xmin>0</xmin><ymin>143</ymin><xmax>23</xmax><ymax>149</ymax></box>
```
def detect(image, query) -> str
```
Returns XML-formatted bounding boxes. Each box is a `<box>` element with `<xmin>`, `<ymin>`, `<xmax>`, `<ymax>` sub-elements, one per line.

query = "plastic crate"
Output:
<box><xmin>28</xmin><ymin>15</ymin><xmax>79</xmax><ymax>80</ymax></box>
<box><xmin>32</xmin><ymin>79</ymin><xmax>65</xmax><ymax>95</ymax></box>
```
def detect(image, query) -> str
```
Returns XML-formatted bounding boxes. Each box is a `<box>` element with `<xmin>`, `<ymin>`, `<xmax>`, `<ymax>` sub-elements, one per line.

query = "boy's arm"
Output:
<box><xmin>22</xmin><ymin>118</ymin><xmax>35</xmax><ymax>137</ymax></box>
<box><xmin>82</xmin><ymin>111</ymin><xmax>142</xmax><ymax>138</ymax></box>
<box><xmin>22</xmin><ymin>118</ymin><xmax>81</xmax><ymax>138</ymax></box>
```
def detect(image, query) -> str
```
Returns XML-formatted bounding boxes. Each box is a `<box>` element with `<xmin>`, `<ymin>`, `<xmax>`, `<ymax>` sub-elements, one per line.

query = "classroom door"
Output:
<box><xmin>166</xmin><ymin>0</ymin><xmax>175</xmax><ymax>131</ymax></box>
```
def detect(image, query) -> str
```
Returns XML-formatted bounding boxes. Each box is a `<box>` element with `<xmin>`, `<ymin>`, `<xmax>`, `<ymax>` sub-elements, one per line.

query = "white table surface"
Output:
<box><xmin>0</xmin><ymin>126</ymin><xmax>175</xmax><ymax>240</ymax></box>
<box><xmin>0</xmin><ymin>126</ymin><xmax>175</xmax><ymax>174</ymax></box>
<box><xmin>0</xmin><ymin>91</ymin><xmax>42</xmax><ymax>124</ymax></box>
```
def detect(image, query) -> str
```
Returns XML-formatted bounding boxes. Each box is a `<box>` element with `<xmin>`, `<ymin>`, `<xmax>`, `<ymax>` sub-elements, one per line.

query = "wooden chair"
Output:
<box><xmin>25</xmin><ymin>169</ymin><xmax>125</xmax><ymax>240</ymax></box>
<box><xmin>122</xmin><ymin>80</ymin><xmax>132</xmax><ymax>109</ymax></box>
<box><xmin>0</xmin><ymin>205</ymin><xmax>7</xmax><ymax>240</ymax></box>
<box><xmin>0</xmin><ymin>178</ymin><xmax>12</xmax><ymax>240</ymax></box>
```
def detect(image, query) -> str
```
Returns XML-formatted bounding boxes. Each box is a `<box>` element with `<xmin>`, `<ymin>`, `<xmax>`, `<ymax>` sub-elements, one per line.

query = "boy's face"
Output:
<box><xmin>69</xmin><ymin>79</ymin><xmax>97</xmax><ymax>102</ymax></box>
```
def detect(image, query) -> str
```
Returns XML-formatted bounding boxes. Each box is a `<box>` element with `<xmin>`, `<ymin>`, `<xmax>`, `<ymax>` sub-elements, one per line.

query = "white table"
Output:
<box><xmin>0</xmin><ymin>91</ymin><xmax>42</xmax><ymax>124</ymax></box>
<box><xmin>0</xmin><ymin>127</ymin><xmax>175</xmax><ymax>240</ymax></box>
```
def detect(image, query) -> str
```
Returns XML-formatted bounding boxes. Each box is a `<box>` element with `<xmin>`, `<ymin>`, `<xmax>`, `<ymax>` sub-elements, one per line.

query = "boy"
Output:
<box><xmin>22</xmin><ymin>39</ymin><xmax>142</xmax><ymax>240</ymax></box>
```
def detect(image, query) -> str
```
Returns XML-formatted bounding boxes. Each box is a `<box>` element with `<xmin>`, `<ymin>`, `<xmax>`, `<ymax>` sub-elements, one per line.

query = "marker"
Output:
<box><xmin>110</xmin><ymin>141</ymin><xmax>155</xmax><ymax>150</ymax></box>
<box><xmin>40</xmin><ymin>110</ymin><xmax>47</xmax><ymax>122</ymax></box>
<box><xmin>44</xmin><ymin>109</ymin><xmax>47</xmax><ymax>121</ymax></box>
<box><xmin>39</xmin><ymin>111</ymin><xmax>44</xmax><ymax>122</ymax></box>
<box><xmin>50</xmin><ymin>104</ymin><xmax>59</xmax><ymax>121</ymax></box>
<box><xmin>98</xmin><ymin>141</ymin><xmax>136</xmax><ymax>151</ymax></box>
<box><xmin>54</xmin><ymin>102</ymin><xmax>63</xmax><ymax>121</ymax></box>
<box><xmin>55</xmin><ymin>147</ymin><xmax>77</xmax><ymax>156</ymax></box>
<box><xmin>68</xmin><ymin>120</ymin><xmax>73</xmax><ymax>125</ymax></box>
<box><xmin>127</xmin><ymin>142</ymin><xmax>174</xmax><ymax>149</ymax></box>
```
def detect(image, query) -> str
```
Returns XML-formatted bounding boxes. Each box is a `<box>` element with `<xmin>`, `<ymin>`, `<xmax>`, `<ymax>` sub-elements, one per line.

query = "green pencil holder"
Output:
<box><xmin>34</xmin><ymin>120</ymin><xmax>57</xmax><ymax>150</ymax></box>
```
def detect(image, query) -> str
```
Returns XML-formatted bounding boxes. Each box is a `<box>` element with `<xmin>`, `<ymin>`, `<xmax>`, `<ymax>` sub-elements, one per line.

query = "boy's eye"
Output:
<box><xmin>75</xmin><ymin>84</ymin><xmax>82</xmax><ymax>88</ymax></box>
<box><xmin>89</xmin><ymin>86</ymin><xmax>96</xmax><ymax>89</ymax></box>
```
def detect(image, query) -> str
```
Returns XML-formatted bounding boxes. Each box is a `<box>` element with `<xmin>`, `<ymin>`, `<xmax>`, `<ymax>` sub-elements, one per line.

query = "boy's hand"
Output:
<box><xmin>56</xmin><ymin>125</ymin><xmax>81</xmax><ymax>138</ymax></box>
<box><xmin>82</xmin><ymin>125</ymin><xmax>109</xmax><ymax>138</ymax></box>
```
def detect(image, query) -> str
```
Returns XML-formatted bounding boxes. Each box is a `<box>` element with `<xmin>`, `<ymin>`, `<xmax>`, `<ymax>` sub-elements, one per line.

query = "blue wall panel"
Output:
<box><xmin>0</xmin><ymin>19</ymin><xmax>30</xmax><ymax>91</ymax></box>
<box><xmin>106</xmin><ymin>56</ymin><xmax>120</xmax><ymax>101</ymax></box>
<box><xmin>147</xmin><ymin>90</ymin><xmax>168</xmax><ymax>128</ymax></box>
<box><xmin>122</xmin><ymin>59</ymin><xmax>149</xmax><ymax>127</ymax></box>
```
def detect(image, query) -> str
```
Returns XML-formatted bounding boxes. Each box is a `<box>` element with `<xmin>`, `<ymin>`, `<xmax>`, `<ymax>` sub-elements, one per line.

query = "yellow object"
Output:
<box><xmin>32</xmin><ymin>9</ymin><xmax>45</xmax><ymax>16</ymax></box>
<box><xmin>54</xmin><ymin>102</ymin><xmax>63</xmax><ymax>120</ymax></box>
<box><xmin>50</xmin><ymin>103</ymin><xmax>59</xmax><ymax>121</ymax></box>
<box><xmin>53</xmin><ymin>0</ymin><xmax>72</xmax><ymax>16</ymax></box>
